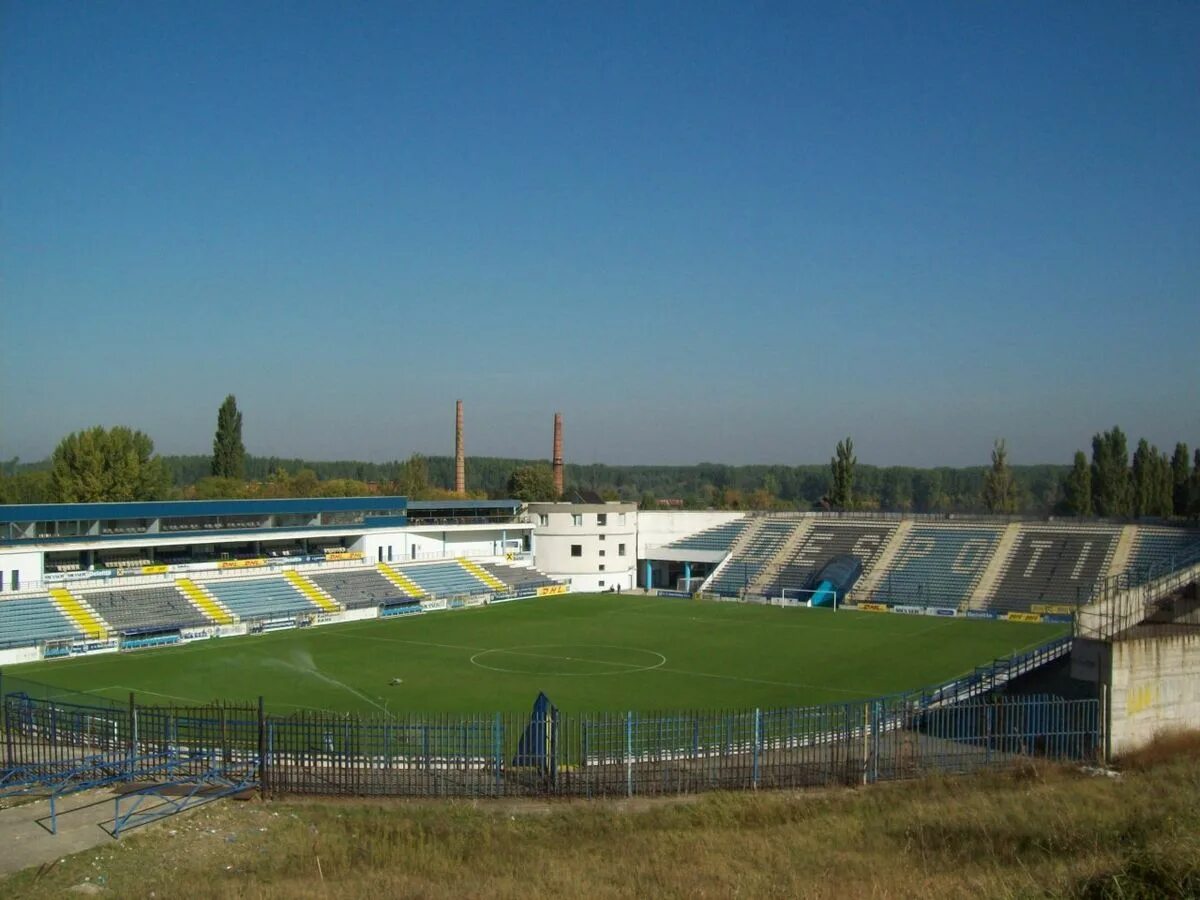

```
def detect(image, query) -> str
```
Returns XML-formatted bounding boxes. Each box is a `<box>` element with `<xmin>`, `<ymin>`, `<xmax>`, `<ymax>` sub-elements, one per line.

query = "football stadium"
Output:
<box><xmin>2</xmin><ymin>448</ymin><xmax>1199</xmax><ymax>809</ymax></box>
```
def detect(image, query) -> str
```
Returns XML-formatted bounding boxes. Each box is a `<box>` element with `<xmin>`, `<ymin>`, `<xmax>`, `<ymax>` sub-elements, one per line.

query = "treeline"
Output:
<box><xmin>3</xmin><ymin>422</ymin><xmax>1198</xmax><ymax>519</ymax></box>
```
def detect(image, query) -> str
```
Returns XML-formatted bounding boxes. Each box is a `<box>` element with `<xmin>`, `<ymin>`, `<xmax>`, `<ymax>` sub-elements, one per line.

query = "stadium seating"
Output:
<box><xmin>1125</xmin><ymin>527</ymin><xmax>1200</xmax><ymax>584</ymax></box>
<box><xmin>985</xmin><ymin>525</ymin><xmax>1119</xmax><ymax>613</ymax></box>
<box><xmin>205</xmin><ymin>577</ymin><xmax>318</xmax><ymax>620</ymax></box>
<box><xmin>664</xmin><ymin>519</ymin><xmax>750</xmax><ymax>552</ymax></box>
<box><xmin>707</xmin><ymin>519</ymin><xmax>798</xmax><ymax>596</ymax></box>
<box><xmin>481</xmin><ymin>563</ymin><xmax>558</xmax><ymax>593</ymax></box>
<box><xmin>763</xmin><ymin>521</ymin><xmax>897</xmax><ymax>598</ymax></box>
<box><xmin>0</xmin><ymin>596</ymin><xmax>86</xmax><ymax>648</ymax></box>
<box><xmin>85</xmin><ymin>586</ymin><xmax>211</xmax><ymax>632</ymax></box>
<box><xmin>309</xmin><ymin>569</ymin><xmax>411</xmax><ymax>609</ymax></box>
<box><xmin>400</xmin><ymin>562</ymin><xmax>491</xmax><ymax>597</ymax></box>
<box><xmin>870</xmin><ymin>525</ymin><xmax>1002</xmax><ymax>609</ymax></box>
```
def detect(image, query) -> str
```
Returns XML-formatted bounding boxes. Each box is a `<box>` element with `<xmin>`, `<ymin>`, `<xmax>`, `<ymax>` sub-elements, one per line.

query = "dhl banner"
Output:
<box><xmin>1006</xmin><ymin>612</ymin><xmax>1044</xmax><ymax>623</ymax></box>
<box><xmin>218</xmin><ymin>558</ymin><xmax>267</xmax><ymax>570</ymax></box>
<box><xmin>537</xmin><ymin>584</ymin><xmax>568</xmax><ymax>597</ymax></box>
<box><xmin>858</xmin><ymin>602</ymin><xmax>889</xmax><ymax>613</ymax></box>
<box><xmin>1031</xmin><ymin>604</ymin><xmax>1074</xmax><ymax>615</ymax></box>
<box><xmin>325</xmin><ymin>551</ymin><xmax>364</xmax><ymax>561</ymax></box>
<box><xmin>141</xmin><ymin>565</ymin><xmax>169</xmax><ymax>575</ymax></box>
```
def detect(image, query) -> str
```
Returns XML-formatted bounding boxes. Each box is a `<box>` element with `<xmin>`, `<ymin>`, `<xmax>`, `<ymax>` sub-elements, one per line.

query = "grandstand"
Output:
<box><xmin>663</xmin><ymin>519</ymin><xmax>750</xmax><ymax>553</ymax></box>
<box><xmin>706</xmin><ymin>519</ymin><xmax>798</xmax><ymax>596</ymax></box>
<box><xmin>1125</xmin><ymin>527</ymin><xmax>1200</xmax><ymax>585</ymax></box>
<box><xmin>983</xmin><ymin>525</ymin><xmax>1119</xmax><ymax>613</ymax></box>
<box><xmin>761</xmin><ymin>520</ymin><xmax>897</xmax><ymax>598</ymax></box>
<box><xmin>871</xmin><ymin>524</ymin><xmax>1003</xmax><ymax>609</ymax></box>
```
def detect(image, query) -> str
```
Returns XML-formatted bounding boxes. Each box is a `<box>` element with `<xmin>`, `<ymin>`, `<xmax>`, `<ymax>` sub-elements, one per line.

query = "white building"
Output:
<box><xmin>528</xmin><ymin>502</ymin><xmax>637</xmax><ymax>593</ymax></box>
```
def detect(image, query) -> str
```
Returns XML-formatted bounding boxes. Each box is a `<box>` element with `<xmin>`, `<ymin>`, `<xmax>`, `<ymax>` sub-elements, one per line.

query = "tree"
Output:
<box><xmin>1193</xmin><ymin>449</ymin><xmax>1200</xmax><ymax>518</ymax></box>
<box><xmin>506</xmin><ymin>465</ymin><xmax>558</xmax><ymax>501</ymax></box>
<box><xmin>1091</xmin><ymin>427</ymin><xmax>1131</xmax><ymax>517</ymax></box>
<box><xmin>829</xmin><ymin>437</ymin><xmax>856</xmax><ymax>510</ymax></box>
<box><xmin>981</xmin><ymin>438</ymin><xmax>1018</xmax><ymax>514</ymax></box>
<box><xmin>398</xmin><ymin>454</ymin><xmax>430</xmax><ymax>499</ymax></box>
<box><xmin>49</xmin><ymin>426</ymin><xmax>170</xmax><ymax>502</ymax></box>
<box><xmin>1063</xmin><ymin>451</ymin><xmax>1092</xmax><ymax>516</ymax></box>
<box><xmin>211</xmin><ymin>395</ymin><xmax>246</xmax><ymax>480</ymax></box>
<box><xmin>1131</xmin><ymin>438</ymin><xmax>1154</xmax><ymax>517</ymax></box>
<box><xmin>1171</xmin><ymin>443</ymin><xmax>1190</xmax><ymax>516</ymax></box>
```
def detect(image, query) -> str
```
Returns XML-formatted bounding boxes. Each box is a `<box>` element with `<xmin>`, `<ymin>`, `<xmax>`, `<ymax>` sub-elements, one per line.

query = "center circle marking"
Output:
<box><xmin>469</xmin><ymin>644</ymin><xmax>667</xmax><ymax>677</ymax></box>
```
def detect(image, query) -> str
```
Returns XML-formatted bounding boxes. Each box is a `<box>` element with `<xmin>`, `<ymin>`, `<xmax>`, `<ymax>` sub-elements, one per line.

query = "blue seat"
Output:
<box><xmin>206</xmin><ymin>578</ymin><xmax>317</xmax><ymax>619</ymax></box>
<box><xmin>875</xmin><ymin>526</ymin><xmax>1002</xmax><ymax>608</ymax></box>
<box><xmin>0</xmin><ymin>596</ymin><xmax>85</xmax><ymax>648</ymax></box>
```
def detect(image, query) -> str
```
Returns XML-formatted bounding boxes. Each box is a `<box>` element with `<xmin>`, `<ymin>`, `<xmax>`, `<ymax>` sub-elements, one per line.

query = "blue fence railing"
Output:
<box><xmin>1</xmin><ymin>672</ymin><xmax>1100</xmax><ymax>801</ymax></box>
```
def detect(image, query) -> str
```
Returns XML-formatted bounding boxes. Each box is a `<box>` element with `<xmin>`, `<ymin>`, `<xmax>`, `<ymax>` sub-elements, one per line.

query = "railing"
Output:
<box><xmin>1</xmin><ymin>675</ymin><xmax>1099</xmax><ymax>800</ymax></box>
<box><xmin>1071</xmin><ymin>535</ymin><xmax>1200</xmax><ymax>640</ymax></box>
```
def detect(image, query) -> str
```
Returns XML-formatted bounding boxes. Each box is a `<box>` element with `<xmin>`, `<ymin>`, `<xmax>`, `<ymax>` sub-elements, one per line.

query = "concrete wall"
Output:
<box><xmin>1109</xmin><ymin>631</ymin><xmax>1200</xmax><ymax>756</ymax></box>
<box><xmin>636</xmin><ymin>510</ymin><xmax>747</xmax><ymax>556</ymax></box>
<box><xmin>0</xmin><ymin>549</ymin><xmax>42</xmax><ymax>594</ymax></box>
<box><xmin>528</xmin><ymin>502</ymin><xmax>637</xmax><ymax>592</ymax></box>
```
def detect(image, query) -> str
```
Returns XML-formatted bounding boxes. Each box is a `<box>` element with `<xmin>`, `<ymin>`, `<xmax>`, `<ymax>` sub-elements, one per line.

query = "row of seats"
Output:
<box><xmin>986</xmin><ymin>527</ymin><xmax>1119</xmax><ymax>612</ymax></box>
<box><xmin>403</xmin><ymin>563</ymin><xmax>491</xmax><ymax>597</ymax></box>
<box><xmin>874</xmin><ymin>525</ymin><xmax>1002</xmax><ymax>608</ymax></box>
<box><xmin>764</xmin><ymin>522</ymin><xmax>898</xmax><ymax>598</ymax></box>
<box><xmin>665</xmin><ymin>520</ymin><xmax>750</xmax><ymax>552</ymax></box>
<box><xmin>86</xmin><ymin>586</ymin><xmax>210</xmax><ymax>632</ymax></box>
<box><xmin>1126</xmin><ymin>528</ymin><xmax>1200</xmax><ymax>585</ymax></box>
<box><xmin>310</xmin><ymin>569</ymin><xmax>404</xmax><ymax>609</ymax></box>
<box><xmin>679</xmin><ymin>517</ymin><xmax>1200</xmax><ymax>612</ymax></box>
<box><xmin>0</xmin><ymin>596</ymin><xmax>85</xmax><ymax>648</ymax></box>
<box><xmin>206</xmin><ymin>578</ymin><xmax>319</xmax><ymax>619</ymax></box>
<box><xmin>707</xmin><ymin>520</ymin><xmax>798</xmax><ymax>596</ymax></box>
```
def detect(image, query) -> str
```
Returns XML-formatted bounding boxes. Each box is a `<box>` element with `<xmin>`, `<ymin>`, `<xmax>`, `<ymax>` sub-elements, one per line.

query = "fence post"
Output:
<box><xmin>257</xmin><ymin>696</ymin><xmax>267</xmax><ymax>796</ymax></box>
<box><xmin>128</xmin><ymin>692</ymin><xmax>137</xmax><ymax>776</ymax></box>
<box><xmin>752</xmin><ymin>708</ymin><xmax>761</xmax><ymax>789</ymax></box>
<box><xmin>493</xmin><ymin>712</ymin><xmax>502</xmax><ymax>794</ymax></box>
<box><xmin>626</xmin><ymin>711</ymin><xmax>633</xmax><ymax>798</ymax></box>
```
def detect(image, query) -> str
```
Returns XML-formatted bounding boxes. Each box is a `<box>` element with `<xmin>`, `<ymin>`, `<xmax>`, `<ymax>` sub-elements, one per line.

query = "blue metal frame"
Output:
<box><xmin>110</xmin><ymin>756</ymin><xmax>259</xmax><ymax>837</ymax></box>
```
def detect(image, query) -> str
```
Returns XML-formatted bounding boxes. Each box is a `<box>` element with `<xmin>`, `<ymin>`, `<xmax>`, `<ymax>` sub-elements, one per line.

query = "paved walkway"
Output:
<box><xmin>1</xmin><ymin>789</ymin><xmax>140</xmax><ymax>878</ymax></box>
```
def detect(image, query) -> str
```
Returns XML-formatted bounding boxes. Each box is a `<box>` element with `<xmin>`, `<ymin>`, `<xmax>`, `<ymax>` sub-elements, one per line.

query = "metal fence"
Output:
<box><xmin>1</xmin><ymin>674</ymin><xmax>1100</xmax><ymax>801</ymax></box>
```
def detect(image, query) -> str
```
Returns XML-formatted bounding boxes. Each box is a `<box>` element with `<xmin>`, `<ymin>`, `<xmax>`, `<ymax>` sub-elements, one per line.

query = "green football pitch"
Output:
<box><xmin>5</xmin><ymin>593</ymin><xmax>1068</xmax><ymax>715</ymax></box>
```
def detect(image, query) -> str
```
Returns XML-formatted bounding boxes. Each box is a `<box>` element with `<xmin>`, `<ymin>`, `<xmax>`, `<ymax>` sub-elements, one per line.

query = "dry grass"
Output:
<box><xmin>3</xmin><ymin>737</ymin><xmax>1200</xmax><ymax>899</ymax></box>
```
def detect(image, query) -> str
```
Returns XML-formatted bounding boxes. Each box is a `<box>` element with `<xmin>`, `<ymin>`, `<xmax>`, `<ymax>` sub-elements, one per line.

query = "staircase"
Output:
<box><xmin>377</xmin><ymin>563</ymin><xmax>426</xmax><ymax>598</ymax></box>
<box><xmin>748</xmin><ymin>518</ymin><xmax>813</xmax><ymax>595</ymax></box>
<box><xmin>48</xmin><ymin>587</ymin><xmax>109</xmax><ymax>640</ymax></box>
<box><xmin>176</xmin><ymin>578</ymin><xmax>236</xmax><ymax>625</ymax></box>
<box><xmin>1107</xmin><ymin>525</ymin><xmax>1138</xmax><ymax>577</ymax></box>
<box><xmin>458</xmin><ymin>558</ymin><xmax>507</xmax><ymax>592</ymax></box>
<box><xmin>968</xmin><ymin>522</ymin><xmax>1022</xmax><ymax>611</ymax></box>
<box><xmin>284</xmin><ymin>570</ymin><xmax>342</xmax><ymax>613</ymax></box>
<box><xmin>700</xmin><ymin>516</ymin><xmax>767</xmax><ymax>592</ymax></box>
<box><xmin>853</xmin><ymin>519</ymin><xmax>915</xmax><ymax>601</ymax></box>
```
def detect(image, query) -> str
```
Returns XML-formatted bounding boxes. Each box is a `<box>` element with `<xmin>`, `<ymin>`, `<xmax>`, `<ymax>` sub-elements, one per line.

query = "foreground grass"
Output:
<box><xmin>4</xmin><ymin>735</ymin><xmax>1200</xmax><ymax>899</ymax></box>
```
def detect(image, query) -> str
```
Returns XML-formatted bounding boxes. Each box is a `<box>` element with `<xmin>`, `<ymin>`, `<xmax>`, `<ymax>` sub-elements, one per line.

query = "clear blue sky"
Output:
<box><xmin>3</xmin><ymin>2</ymin><xmax>1197</xmax><ymax>467</ymax></box>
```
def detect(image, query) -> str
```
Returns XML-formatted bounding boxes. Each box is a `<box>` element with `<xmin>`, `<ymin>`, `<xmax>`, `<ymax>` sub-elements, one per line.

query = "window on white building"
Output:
<box><xmin>619</xmin><ymin>513</ymin><xmax>627</xmax><ymax>525</ymax></box>
<box><xmin>599</xmin><ymin>549</ymin><xmax>606</xmax><ymax>557</ymax></box>
<box><xmin>597</xmin><ymin>513</ymin><xmax>607</xmax><ymax>526</ymax></box>
<box><xmin>538</xmin><ymin>514</ymin><xmax>549</xmax><ymax>526</ymax></box>
<box><xmin>571</xmin><ymin>544</ymin><xmax>582</xmax><ymax>557</ymax></box>
<box><xmin>571</xmin><ymin>514</ymin><xmax>582</xmax><ymax>526</ymax></box>
<box><xmin>618</xmin><ymin>543</ymin><xmax>626</xmax><ymax>556</ymax></box>
<box><xmin>599</xmin><ymin>564</ymin><xmax>606</xmax><ymax>571</ymax></box>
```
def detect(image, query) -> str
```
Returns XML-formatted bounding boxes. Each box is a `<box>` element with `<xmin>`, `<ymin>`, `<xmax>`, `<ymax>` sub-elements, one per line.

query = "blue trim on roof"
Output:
<box><xmin>0</xmin><ymin>497</ymin><xmax>409</xmax><ymax>522</ymax></box>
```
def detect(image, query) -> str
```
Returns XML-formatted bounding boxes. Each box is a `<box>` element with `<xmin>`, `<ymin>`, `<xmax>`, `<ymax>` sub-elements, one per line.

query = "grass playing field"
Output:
<box><xmin>5</xmin><ymin>593</ymin><xmax>1068</xmax><ymax>715</ymax></box>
